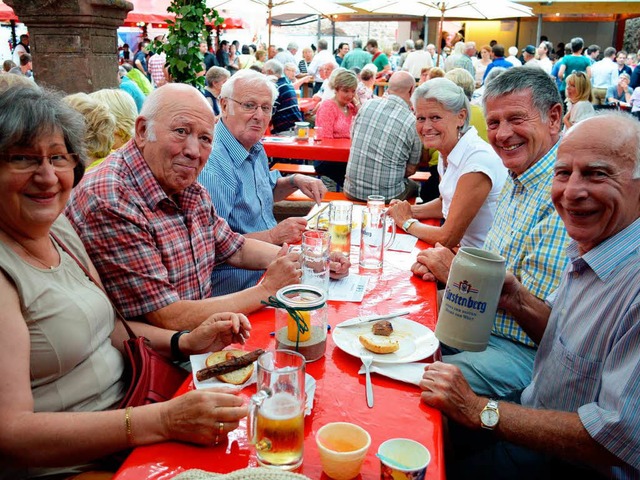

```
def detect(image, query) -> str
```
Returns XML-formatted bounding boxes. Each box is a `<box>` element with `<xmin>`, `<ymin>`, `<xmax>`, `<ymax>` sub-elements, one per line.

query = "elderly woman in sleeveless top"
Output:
<box><xmin>388</xmin><ymin>78</ymin><xmax>508</xmax><ymax>249</ymax></box>
<box><xmin>0</xmin><ymin>86</ymin><xmax>250</xmax><ymax>479</ymax></box>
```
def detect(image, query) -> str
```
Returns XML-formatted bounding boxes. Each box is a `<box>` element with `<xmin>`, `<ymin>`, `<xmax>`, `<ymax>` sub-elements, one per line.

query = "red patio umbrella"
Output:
<box><xmin>0</xmin><ymin>1</ymin><xmax>18</xmax><ymax>22</ymax></box>
<box><xmin>125</xmin><ymin>0</ymin><xmax>247</xmax><ymax>29</ymax></box>
<box><xmin>0</xmin><ymin>1</ymin><xmax>246</xmax><ymax>28</ymax></box>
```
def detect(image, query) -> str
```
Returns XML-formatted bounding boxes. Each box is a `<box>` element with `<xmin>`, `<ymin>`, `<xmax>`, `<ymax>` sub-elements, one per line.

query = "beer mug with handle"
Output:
<box><xmin>359</xmin><ymin>195</ymin><xmax>396</xmax><ymax>270</ymax></box>
<box><xmin>328</xmin><ymin>200</ymin><xmax>353</xmax><ymax>257</ymax></box>
<box><xmin>249</xmin><ymin>350</ymin><xmax>306</xmax><ymax>470</ymax></box>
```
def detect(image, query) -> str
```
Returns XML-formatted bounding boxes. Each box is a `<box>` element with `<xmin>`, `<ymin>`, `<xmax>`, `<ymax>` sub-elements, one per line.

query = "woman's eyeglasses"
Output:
<box><xmin>0</xmin><ymin>153</ymin><xmax>79</xmax><ymax>173</ymax></box>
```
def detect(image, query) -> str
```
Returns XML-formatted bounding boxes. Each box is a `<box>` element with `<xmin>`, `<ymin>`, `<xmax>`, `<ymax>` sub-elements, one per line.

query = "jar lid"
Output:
<box><xmin>276</xmin><ymin>284</ymin><xmax>326</xmax><ymax>310</ymax></box>
<box><xmin>295</xmin><ymin>122</ymin><xmax>310</xmax><ymax>127</ymax></box>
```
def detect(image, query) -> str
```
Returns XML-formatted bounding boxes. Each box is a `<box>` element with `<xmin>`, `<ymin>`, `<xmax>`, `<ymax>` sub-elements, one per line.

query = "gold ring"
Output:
<box><xmin>218</xmin><ymin>421</ymin><xmax>225</xmax><ymax>435</ymax></box>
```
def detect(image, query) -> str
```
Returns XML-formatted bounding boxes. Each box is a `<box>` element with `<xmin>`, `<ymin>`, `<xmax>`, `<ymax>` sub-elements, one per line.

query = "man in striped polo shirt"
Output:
<box><xmin>420</xmin><ymin>112</ymin><xmax>640</xmax><ymax>479</ymax></box>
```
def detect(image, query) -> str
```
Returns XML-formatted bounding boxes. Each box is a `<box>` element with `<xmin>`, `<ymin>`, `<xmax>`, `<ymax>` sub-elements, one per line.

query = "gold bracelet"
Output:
<box><xmin>124</xmin><ymin>406</ymin><xmax>134</xmax><ymax>447</ymax></box>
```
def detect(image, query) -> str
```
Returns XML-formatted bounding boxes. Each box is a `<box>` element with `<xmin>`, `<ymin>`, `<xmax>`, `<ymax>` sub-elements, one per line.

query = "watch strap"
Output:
<box><xmin>402</xmin><ymin>218</ymin><xmax>417</xmax><ymax>231</ymax></box>
<box><xmin>171</xmin><ymin>330</ymin><xmax>190</xmax><ymax>361</ymax></box>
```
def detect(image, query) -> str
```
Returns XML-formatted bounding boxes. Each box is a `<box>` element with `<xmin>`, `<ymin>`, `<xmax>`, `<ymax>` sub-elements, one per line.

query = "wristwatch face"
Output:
<box><xmin>481</xmin><ymin>408</ymin><xmax>499</xmax><ymax>427</ymax></box>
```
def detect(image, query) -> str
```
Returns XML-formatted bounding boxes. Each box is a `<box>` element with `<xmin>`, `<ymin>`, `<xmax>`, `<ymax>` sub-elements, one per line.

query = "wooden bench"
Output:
<box><xmin>271</xmin><ymin>163</ymin><xmax>317</xmax><ymax>175</ymax></box>
<box><xmin>272</xmin><ymin>164</ymin><xmax>431</xmax><ymax>183</ymax></box>
<box><xmin>408</xmin><ymin>171</ymin><xmax>431</xmax><ymax>182</ymax></box>
<box><xmin>285</xmin><ymin>190</ymin><xmax>421</xmax><ymax>205</ymax></box>
<box><xmin>284</xmin><ymin>190</ymin><xmax>363</xmax><ymax>203</ymax></box>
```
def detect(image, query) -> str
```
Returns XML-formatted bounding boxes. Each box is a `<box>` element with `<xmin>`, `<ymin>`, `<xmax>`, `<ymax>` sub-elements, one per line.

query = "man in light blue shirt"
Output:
<box><xmin>591</xmin><ymin>47</ymin><xmax>619</xmax><ymax>105</ymax></box>
<box><xmin>420</xmin><ymin>112</ymin><xmax>640</xmax><ymax>479</ymax></box>
<box><xmin>198</xmin><ymin>70</ymin><xmax>338</xmax><ymax>295</ymax></box>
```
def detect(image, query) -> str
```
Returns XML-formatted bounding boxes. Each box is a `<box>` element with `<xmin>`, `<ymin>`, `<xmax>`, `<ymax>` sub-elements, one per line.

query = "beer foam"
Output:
<box><xmin>262</xmin><ymin>392</ymin><xmax>301</xmax><ymax>420</ymax></box>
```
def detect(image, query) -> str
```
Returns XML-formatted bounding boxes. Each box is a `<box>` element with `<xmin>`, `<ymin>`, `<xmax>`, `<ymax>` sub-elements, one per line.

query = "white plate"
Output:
<box><xmin>332</xmin><ymin>317</ymin><xmax>439</xmax><ymax>364</ymax></box>
<box><xmin>191</xmin><ymin>352</ymin><xmax>315</xmax><ymax>416</ymax></box>
<box><xmin>190</xmin><ymin>352</ymin><xmax>257</xmax><ymax>391</ymax></box>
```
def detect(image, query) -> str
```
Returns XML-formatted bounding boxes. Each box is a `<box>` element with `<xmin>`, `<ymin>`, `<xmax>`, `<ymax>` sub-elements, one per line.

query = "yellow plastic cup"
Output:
<box><xmin>316</xmin><ymin>422</ymin><xmax>371</xmax><ymax>480</ymax></box>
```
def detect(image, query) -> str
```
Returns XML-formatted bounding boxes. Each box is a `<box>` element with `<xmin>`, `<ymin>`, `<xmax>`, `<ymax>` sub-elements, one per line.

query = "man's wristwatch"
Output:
<box><xmin>402</xmin><ymin>218</ymin><xmax>419</xmax><ymax>232</ymax></box>
<box><xmin>480</xmin><ymin>400</ymin><xmax>500</xmax><ymax>430</ymax></box>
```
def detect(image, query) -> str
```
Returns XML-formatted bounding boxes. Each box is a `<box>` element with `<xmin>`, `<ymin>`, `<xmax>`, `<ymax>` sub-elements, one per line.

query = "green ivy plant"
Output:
<box><xmin>153</xmin><ymin>0</ymin><xmax>223</xmax><ymax>88</ymax></box>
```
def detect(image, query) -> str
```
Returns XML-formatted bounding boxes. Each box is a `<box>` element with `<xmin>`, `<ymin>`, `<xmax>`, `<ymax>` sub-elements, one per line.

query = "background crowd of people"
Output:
<box><xmin>0</xmin><ymin>24</ymin><xmax>639</xmax><ymax>480</ymax></box>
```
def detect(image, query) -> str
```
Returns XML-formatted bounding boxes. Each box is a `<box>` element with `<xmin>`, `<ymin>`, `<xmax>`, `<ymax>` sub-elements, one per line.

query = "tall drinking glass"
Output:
<box><xmin>328</xmin><ymin>200</ymin><xmax>353</xmax><ymax>257</ymax></box>
<box><xmin>301</xmin><ymin>230</ymin><xmax>331</xmax><ymax>294</ymax></box>
<box><xmin>249</xmin><ymin>350</ymin><xmax>306</xmax><ymax>470</ymax></box>
<box><xmin>359</xmin><ymin>195</ymin><xmax>396</xmax><ymax>270</ymax></box>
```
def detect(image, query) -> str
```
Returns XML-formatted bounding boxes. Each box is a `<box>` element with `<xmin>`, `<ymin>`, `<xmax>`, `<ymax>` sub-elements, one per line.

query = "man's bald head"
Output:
<box><xmin>387</xmin><ymin>71</ymin><xmax>416</xmax><ymax>105</ymax></box>
<box><xmin>136</xmin><ymin>83</ymin><xmax>215</xmax><ymax>196</ymax></box>
<box><xmin>552</xmin><ymin>112</ymin><xmax>640</xmax><ymax>253</ymax></box>
<box><xmin>141</xmin><ymin>83</ymin><xmax>213</xmax><ymax>133</ymax></box>
<box><xmin>388</xmin><ymin>71</ymin><xmax>416</xmax><ymax>94</ymax></box>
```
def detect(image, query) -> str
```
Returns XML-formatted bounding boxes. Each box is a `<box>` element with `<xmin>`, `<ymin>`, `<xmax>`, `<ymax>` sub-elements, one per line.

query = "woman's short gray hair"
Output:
<box><xmin>412</xmin><ymin>77</ymin><xmax>471</xmax><ymax>132</ymax></box>
<box><xmin>0</xmin><ymin>86</ymin><xmax>87</xmax><ymax>186</ymax></box>
<box><xmin>220</xmin><ymin>69</ymin><xmax>277</xmax><ymax>104</ymax></box>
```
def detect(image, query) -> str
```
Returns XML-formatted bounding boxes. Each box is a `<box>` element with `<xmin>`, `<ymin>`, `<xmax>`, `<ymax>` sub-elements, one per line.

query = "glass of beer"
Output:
<box><xmin>249</xmin><ymin>350</ymin><xmax>306</xmax><ymax>470</ymax></box>
<box><xmin>328</xmin><ymin>200</ymin><xmax>353</xmax><ymax>257</ymax></box>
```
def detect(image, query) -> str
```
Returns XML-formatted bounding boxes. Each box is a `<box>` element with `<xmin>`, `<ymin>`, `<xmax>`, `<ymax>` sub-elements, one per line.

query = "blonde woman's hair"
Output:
<box><xmin>330</xmin><ymin>68</ymin><xmax>358</xmax><ymax>91</ymax></box>
<box><xmin>64</xmin><ymin>92</ymin><xmax>116</xmax><ymax>160</ymax></box>
<box><xmin>566</xmin><ymin>71</ymin><xmax>593</xmax><ymax>103</ymax></box>
<box><xmin>428</xmin><ymin>67</ymin><xmax>445</xmax><ymax>79</ymax></box>
<box><xmin>90</xmin><ymin>89</ymin><xmax>137</xmax><ymax>146</ymax></box>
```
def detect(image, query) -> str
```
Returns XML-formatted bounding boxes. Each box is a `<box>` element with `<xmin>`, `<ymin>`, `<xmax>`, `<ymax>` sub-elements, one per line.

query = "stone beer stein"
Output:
<box><xmin>249</xmin><ymin>350</ymin><xmax>306</xmax><ymax>470</ymax></box>
<box><xmin>435</xmin><ymin>247</ymin><xmax>506</xmax><ymax>352</ymax></box>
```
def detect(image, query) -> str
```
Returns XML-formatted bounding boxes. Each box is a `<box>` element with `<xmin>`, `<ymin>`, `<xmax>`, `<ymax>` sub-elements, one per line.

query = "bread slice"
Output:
<box><xmin>205</xmin><ymin>349</ymin><xmax>254</xmax><ymax>385</ymax></box>
<box><xmin>358</xmin><ymin>334</ymin><xmax>400</xmax><ymax>354</ymax></box>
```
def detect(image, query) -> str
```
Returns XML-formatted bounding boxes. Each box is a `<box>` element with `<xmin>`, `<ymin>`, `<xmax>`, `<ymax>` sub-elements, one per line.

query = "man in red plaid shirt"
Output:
<box><xmin>66</xmin><ymin>83</ymin><xmax>301</xmax><ymax>331</ymax></box>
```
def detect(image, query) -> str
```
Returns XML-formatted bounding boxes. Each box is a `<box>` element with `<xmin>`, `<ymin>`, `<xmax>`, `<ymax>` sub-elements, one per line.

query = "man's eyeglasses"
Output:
<box><xmin>0</xmin><ymin>153</ymin><xmax>79</xmax><ymax>173</ymax></box>
<box><xmin>226</xmin><ymin>98</ymin><xmax>274</xmax><ymax>115</ymax></box>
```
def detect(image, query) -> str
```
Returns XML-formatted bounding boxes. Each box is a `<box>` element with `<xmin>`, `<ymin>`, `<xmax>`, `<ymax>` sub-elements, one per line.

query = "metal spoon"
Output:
<box><xmin>362</xmin><ymin>354</ymin><xmax>374</xmax><ymax>408</ymax></box>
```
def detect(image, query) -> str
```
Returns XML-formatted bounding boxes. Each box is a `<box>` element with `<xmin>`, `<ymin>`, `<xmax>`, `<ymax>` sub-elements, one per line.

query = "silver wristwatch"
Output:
<box><xmin>480</xmin><ymin>400</ymin><xmax>500</xmax><ymax>430</ymax></box>
<box><xmin>402</xmin><ymin>218</ymin><xmax>418</xmax><ymax>232</ymax></box>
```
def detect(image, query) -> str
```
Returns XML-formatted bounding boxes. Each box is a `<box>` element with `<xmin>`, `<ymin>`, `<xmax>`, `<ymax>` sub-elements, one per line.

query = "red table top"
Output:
<box><xmin>114</xmin><ymin>243</ymin><xmax>444</xmax><ymax>480</ymax></box>
<box><xmin>263</xmin><ymin>134</ymin><xmax>351</xmax><ymax>162</ymax></box>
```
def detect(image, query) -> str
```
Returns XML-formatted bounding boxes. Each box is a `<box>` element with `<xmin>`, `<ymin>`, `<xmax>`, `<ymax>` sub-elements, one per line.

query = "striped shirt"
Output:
<box><xmin>271</xmin><ymin>76</ymin><xmax>303</xmax><ymax>134</ymax></box>
<box><xmin>522</xmin><ymin>218</ymin><xmax>640</xmax><ymax>478</ymax></box>
<box><xmin>65</xmin><ymin>140</ymin><xmax>244</xmax><ymax>319</ymax></box>
<box><xmin>344</xmin><ymin>95</ymin><xmax>422</xmax><ymax>201</ymax></box>
<box><xmin>199</xmin><ymin>121</ymin><xmax>280</xmax><ymax>296</ymax></box>
<box><xmin>484</xmin><ymin>140</ymin><xmax>570</xmax><ymax>347</ymax></box>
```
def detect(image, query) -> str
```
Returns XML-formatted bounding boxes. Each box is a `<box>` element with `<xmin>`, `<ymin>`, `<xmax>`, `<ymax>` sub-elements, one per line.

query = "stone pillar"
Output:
<box><xmin>5</xmin><ymin>0</ymin><xmax>132</xmax><ymax>93</ymax></box>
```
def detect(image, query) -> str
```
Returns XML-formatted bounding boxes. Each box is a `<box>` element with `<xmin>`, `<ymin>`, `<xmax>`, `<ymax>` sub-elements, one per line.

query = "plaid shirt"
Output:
<box><xmin>344</xmin><ymin>95</ymin><xmax>422</xmax><ymax>200</ymax></box>
<box><xmin>147</xmin><ymin>52</ymin><xmax>167</xmax><ymax>88</ymax></box>
<box><xmin>65</xmin><ymin>140</ymin><xmax>244</xmax><ymax>319</ymax></box>
<box><xmin>484</xmin><ymin>140</ymin><xmax>570</xmax><ymax>347</ymax></box>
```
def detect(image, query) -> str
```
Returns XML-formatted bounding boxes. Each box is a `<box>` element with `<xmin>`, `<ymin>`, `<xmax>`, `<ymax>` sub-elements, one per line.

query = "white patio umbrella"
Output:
<box><xmin>207</xmin><ymin>0</ymin><xmax>356</xmax><ymax>46</ymax></box>
<box><xmin>355</xmin><ymin>0</ymin><xmax>533</xmax><ymax>64</ymax></box>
